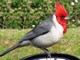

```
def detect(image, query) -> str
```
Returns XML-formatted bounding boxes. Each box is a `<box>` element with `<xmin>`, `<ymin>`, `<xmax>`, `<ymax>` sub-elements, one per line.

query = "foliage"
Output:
<box><xmin>0</xmin><ymin>0</ymin><xmax>80</xmax><ymax>29</ymax></box>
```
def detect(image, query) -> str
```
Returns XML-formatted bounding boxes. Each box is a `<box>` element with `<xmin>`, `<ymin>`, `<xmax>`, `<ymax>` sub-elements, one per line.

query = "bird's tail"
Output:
<box><xmin>0</xmin><ymin>41</ymin><xmax>30</xmax><ymax>57</ymax></box>
<box><xmin>0</xmin><ymin>43</ymin><xmax>20</xmax><ymax>57</ymax></box>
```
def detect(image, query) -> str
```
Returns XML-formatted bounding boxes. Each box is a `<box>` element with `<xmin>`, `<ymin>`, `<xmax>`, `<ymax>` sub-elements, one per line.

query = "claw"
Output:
<box><xmin>41</xmin><ymin>48</ymin><xmax>51</xmax><ymax>58</ymax></box>
<box><xmin>47</xmin><ymin>52</ymin><xmax>51</xmax><ymax>58</ymax></box>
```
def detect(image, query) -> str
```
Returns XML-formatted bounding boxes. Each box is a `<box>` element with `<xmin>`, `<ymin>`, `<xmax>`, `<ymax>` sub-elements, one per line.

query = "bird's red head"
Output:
<box><xmin>55</xmin><ymin>2</ymin><xmax>68</xmax><ymax>17</ymax></box>
<box><xmin>55</xmin><ymin>2</ymin><xmax>68</xmax><ymax>33</ymax></box>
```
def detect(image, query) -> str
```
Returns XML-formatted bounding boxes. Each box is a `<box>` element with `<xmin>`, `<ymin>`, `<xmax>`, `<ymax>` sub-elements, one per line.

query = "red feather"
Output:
<box><xmin>57</xmin><ymin>17</ymin><xmax>67</xmax><ymax>33</ymax></box>
<box><xmin>55</xmin><ymin>2</ymin><xmax>68</xmax><ymax>33</ymax></box>
<box><xmin>55</xmin><ymin>2</ymin><xmax>68</xmax><ymax>17</ymax></box>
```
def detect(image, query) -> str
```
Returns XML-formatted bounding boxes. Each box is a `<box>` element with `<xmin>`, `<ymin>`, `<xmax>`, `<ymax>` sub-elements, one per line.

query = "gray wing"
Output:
<box><xmin>19</xmin><ymin>14</ymin><xmax>53</xmax><ymax>43</ymax></box>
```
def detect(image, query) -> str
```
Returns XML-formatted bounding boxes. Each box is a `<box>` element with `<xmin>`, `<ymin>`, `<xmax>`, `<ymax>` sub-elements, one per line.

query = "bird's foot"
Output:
<box><xmin>41</xmin><ymin>48</ymin><xmax>52</xmax><ymax>58</ymax></box>
<box><xmin>47</xmin><ymin>52</ymin><xmax>51</xmax><ymax>58</ymax></box>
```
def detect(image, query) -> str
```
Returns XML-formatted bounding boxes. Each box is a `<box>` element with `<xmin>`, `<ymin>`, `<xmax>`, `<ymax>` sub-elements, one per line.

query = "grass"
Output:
<box><xmin>0</xmin><ymin>27</ymin><xmax>80</xmax><ymax>60</ymax></box>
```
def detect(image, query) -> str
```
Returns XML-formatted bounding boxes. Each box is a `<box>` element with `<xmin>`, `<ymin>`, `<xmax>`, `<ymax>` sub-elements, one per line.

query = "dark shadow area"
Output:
<box><xmin>20</xmin><ymin>53</ymin><xmax>80</xmax><ymax>60</ymax></box>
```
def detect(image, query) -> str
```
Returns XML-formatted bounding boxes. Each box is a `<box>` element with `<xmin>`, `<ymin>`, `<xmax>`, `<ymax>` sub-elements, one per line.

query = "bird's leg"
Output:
<box><xmin>41</xmin><ymin>48</ymin><xmax>51</xmax><ymax>58</ymax></box>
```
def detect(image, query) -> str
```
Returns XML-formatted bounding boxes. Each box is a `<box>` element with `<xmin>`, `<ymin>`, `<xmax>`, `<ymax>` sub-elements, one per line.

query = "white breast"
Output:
<box><xmin>31</xmin><ymin>14</ymin><xmax>64</xmax><ymax>48</ymax></box>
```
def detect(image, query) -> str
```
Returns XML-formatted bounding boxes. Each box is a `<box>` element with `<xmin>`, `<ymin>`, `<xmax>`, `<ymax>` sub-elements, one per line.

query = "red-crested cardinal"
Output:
<box><xmin>0</xmin><ymin>2</ymin><xmax>69</xmax><ymax>57</ymax></box>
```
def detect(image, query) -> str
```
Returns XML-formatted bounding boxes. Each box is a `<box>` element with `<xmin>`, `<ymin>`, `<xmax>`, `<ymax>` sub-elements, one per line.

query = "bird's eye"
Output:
<box><xmin>60</xmin><ymin>16</ymin><xmax>65</xmax><ymax>18</ymax></box>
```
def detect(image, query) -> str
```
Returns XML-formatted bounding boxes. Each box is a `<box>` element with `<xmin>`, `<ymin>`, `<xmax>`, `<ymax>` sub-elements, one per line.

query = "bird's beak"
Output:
<box><xmin>64</xmin><ymin>16</ymin><xmax>69</xmax><ymax>20</ymax></box>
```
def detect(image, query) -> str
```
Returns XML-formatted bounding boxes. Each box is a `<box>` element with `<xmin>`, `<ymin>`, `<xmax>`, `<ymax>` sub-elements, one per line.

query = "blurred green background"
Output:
<box><xmin>0</xmin><ymin>0</ymin><xmax>80</xmax><ymax>29</ymax></box>
<box><xmin>0</xmin><ymin>0</ymin><xmax>80</xmax><ymax>60</ymax></box>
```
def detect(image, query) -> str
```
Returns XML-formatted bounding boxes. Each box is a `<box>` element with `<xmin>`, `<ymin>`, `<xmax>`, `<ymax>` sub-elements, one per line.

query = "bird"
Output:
<box><xmin>0</xmin><ymin>2</ymin><xmax>69</xmax><ymax>58</ymax></box>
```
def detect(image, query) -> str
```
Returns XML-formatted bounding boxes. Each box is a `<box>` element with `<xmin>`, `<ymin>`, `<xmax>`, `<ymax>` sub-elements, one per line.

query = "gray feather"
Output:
<box><xmin>19</xmin><ymin>14</ymin><xmax>53</xmax><ymax>43</ymax></box>
<box><xmin>0</xmin><ymin>14</ymin><xmax>54</xmax><ymax>57</ymax></box>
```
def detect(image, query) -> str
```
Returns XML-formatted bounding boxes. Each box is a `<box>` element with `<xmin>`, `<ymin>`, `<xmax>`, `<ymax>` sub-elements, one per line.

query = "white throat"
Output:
<box><xmin>52</xmin><ymin>14</ymin><xmax>64</xmax><ymax>34</ymax></box>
